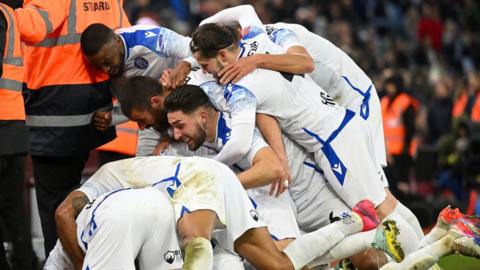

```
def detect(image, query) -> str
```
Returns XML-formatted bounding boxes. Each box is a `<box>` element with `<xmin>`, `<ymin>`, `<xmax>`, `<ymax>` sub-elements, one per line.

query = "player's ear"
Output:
<box><xmin>114</xmin><ymin>34</ymin><xmax>122</xmax><ymax>47</ymax></box>
<box><xmin>197</xmin><ymin>109</ymin><xmax>208</xmax><ymax>124</ymax></box>
<box><xmin>150</xmin><ymin>95</ymin><xmax>163</xmax><ymax>108</ymax></box>
<box><xmin>217</xmin><ymin>49</ymin><xmax>229</xmax><ymax>63</ymax></box>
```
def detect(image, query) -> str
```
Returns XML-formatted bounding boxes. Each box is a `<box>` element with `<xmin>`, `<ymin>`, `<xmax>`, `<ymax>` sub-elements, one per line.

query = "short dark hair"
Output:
<box><xmin>113</xmin><ymin>76</ymin><xmax>165</xmax><ymax>116</ymax></box>
<box><xmin>164</xmin><ymin>85</ymin><xmax>212</xmax><ymax>114</ymax></box>
<box><xmin>81</xmin><ymin>23</ymin><xmax>115</xmax><ymax>56</ymax></box>
<box><xmin>385</xmin><ymin>73</ymin><xmax>404</xmax><ymax>91</ymax></box>
<box><xmin>190</xmin><ymin>23</ymin><xmax>240</xmax><ymax>58</ymax></box>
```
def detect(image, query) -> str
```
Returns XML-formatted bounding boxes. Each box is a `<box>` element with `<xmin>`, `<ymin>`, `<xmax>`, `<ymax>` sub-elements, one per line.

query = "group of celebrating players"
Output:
<box><xmin>43</xmin><ymin>5</ymin><xmax>480</xmax><ymax>270</ymax></box>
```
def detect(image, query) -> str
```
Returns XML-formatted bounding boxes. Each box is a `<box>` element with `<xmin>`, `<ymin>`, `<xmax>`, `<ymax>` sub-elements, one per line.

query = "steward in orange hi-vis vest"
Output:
<box><xmin>452</xmin><ymin>90</ymin><xmax>480</xmax><ymax>122</ymax></box>
<box><xmin>381</xmin><ymin>92</ymin><xmax>419</xmax><ymax>156</ymax></box>
<box><xmin>13</xmin><ymin>0</ymin><xmax>131</xmax><ymax>258</ymax></box>
<box><xmin>0</xmin><ymin>3</ymin><xmax>24</xmax><ymax>121</ymax></box>
<box><xmin>15</xmin><ymin>0</ymin><xmax>130</xmax><ymax>155</ymax></box>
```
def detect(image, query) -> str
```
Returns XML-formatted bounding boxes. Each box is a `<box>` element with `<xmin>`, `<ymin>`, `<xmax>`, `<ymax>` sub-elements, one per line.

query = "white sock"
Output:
<box><xmin>418</xmin><ymin>226</ymin><xmax>449</xmax><ymax>248</ymax></box>
<box><xmin>182</xmin><ymin>237</ymin><xmax>213</xmax><ymax>270</ymax></box>
<box><xmin>283</xmin><ymin>211</ymin><xmax>363</xmax><ymax>269</ymax></box>
<box><xmin>383</xmin><ymin>235</ymin><xmax>454</xmax><ymax>270</ymax></box>
<box><xmin>395</xmin><ymin>202</ymin><xmax>424</xmax><ymax>240</ymax></box>
<box><xmin>382</xmin><ymin>211</ymin><xmax>421</xmax><ymax>255</ymax></box>
<box><xmin>306</xmin><ymin>230</ymin><xmax>376</xmax><ymax>267</ymax></box>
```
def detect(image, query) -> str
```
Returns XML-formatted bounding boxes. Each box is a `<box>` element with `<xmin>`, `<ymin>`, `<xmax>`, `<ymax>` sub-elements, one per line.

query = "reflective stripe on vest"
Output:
<box><xmin>97</xmin><ymin>121</ymin><xmax>138</xmax><ymax>155</ymax></box>
<box><xmin>33</xmin><ymin>0</ymin><xmax>123</xmax><ymax>47</ymax></box>
<box><xmin>26</xmin><ymin>104</ymin><xmax>112</xmax><ymax>127</ymax></box>
<box><xmin>381</xmin><ymin>93</ymin><xmax>417</xmax><ymax>155</ymax></box>
<box><xmin>0</xmin><ymin>4</ymin><xmax>25</xmax><ymax>120</ymax></box>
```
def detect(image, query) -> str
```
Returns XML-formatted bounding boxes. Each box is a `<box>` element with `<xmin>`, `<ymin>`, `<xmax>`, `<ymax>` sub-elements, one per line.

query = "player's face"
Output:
<box><xmin>167</xmin><ymin>110</ymin><xmax>207</xmax><ymax>151</ymax></box>
<box><xmin>194</xmin><ymin>53</ymin><xmax>225</xmax><ymax>79</ymax></box>
<box><xmin>130</xmin><ymin>106</ymin><xmax>169</xmax><ymax>133</ymax></box>
<box><xmin>86</xmin><ymin>36</ymin><xmax>125</xmax><ymax>78</ymax></box>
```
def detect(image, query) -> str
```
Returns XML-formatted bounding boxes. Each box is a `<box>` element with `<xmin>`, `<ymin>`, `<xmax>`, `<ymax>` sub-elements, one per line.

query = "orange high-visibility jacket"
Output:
<box><xmin>381</xmin><ymin>92</ymin><xmax>419</xmax><ymax>155</ymax></box>
<box><xmin>452</xmin><ymin>91</ymin><xmax>480</xmax><ymax>122</ymax></box>
<box><xmin>0</xmin><ymin>3</ymin><xmax>25</xmax><ymax>121</ymax></box>
<box><xmin>15</xmin><ymin>0</ymin><xmax>130</xmax><ymax>155</ymax></box>
<box><xmin>97</xmin><ymin>121</ymin><xmax>138</xmax><ymax>156</ymax></box>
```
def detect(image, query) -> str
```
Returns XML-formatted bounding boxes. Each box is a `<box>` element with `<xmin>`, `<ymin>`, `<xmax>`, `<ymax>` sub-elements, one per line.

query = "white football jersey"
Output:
<box><xmin>185</xmin><ymin>69</ymin><xmax>267</xmax><ymax>168</ymax></box>
<box><xmin>233</xmin><ymin>67</ymin><xmax>346</xmax><ymax>153</ymax></box>
<box><xmin>117</xmin><ymin>25</ymin><xmax>192</xmax><ymax>78</ymax></box>
<box><xmin>265</xmin><ymin>22</ymin><xmax>373</xmax><ymax>104</ymax></box>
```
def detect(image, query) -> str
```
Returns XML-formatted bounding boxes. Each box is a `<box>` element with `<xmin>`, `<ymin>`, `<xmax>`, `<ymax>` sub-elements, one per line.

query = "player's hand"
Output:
<box><xmin>93</xmin><ymin>111</ymin><xmax>112</xmax><ymax>131</ymax></box>
<box><xmin>169</xmin><ymin>61</ymin><xmax>191</xmax><ymax>89</ymax></box>
<box><xmin>153</xmin><ymin>139</ymin><xmax>170</xmax><ymax>155</ymax></box>
<box><xmin>218</xmin><ymin>55</ymin><xmax>259</xmax><ymax>84</ymax></box>
<box><xmin>160</xmin><ymin>69</ymin><xmax>172</xmax><ymax>87</ymax></box>
<box><xmin>387</xmin><ymin>153</ymin><xmax>394</xmax><ymax>165</ymax></box>
<box><xmin>269</xmin><ymin>167</ymin><xmax>290</xmax><ymax>197</ymax></box>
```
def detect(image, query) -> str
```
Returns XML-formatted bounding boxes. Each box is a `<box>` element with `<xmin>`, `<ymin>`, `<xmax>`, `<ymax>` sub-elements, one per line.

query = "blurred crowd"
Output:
<box><xmin>124</xmin><ymin>0</ymin><xmax>480</xmax><ymax>226</ymax></box>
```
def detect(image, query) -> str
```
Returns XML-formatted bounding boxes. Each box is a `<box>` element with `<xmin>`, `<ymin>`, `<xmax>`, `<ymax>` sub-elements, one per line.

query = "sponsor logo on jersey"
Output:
<box><xmin>83</xmin><ymin>1</ymin><xmax>111</xmax><ymax>11</ymax></box>
<box><xmin>250</xmin><ymin>209</ymin><xmax>259</xmax><ymax>221</ymax></box>
<box><xmin>164</xmin><ymin>249</ymin><xmax>183</xmax><ymax>264</ymax></box>
<box><xmin>134</xmin><ymin>57</ymin><xmax>149</xmax><ymax>69</ymax></box>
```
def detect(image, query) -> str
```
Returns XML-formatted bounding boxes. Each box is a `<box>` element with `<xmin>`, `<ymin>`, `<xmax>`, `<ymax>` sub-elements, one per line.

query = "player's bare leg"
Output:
<box><xmin>177</xmin><ymin>210</ymin><xmax>218</xmax><ymax>270</ymax></box>
<box><xmin>235</xmin><ymin>200</ymin><xmax>380</xmax><ymax>270</ymax></box>
<box><xmin>236</xmin><ymin>227</ymin><xmax>294</xmax><ymax>270</ymax></box>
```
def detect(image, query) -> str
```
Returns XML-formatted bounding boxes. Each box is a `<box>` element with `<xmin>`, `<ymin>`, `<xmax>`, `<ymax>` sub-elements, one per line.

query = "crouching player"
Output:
<box><xmin>56</xmin><ymin>156</ymin><xmax>380</xmax><ymax>270</ymax></box>
<box><xmin>45</xmin><ymin>187</ymin><xmax>182</xmax><ymax>270</ymax></box>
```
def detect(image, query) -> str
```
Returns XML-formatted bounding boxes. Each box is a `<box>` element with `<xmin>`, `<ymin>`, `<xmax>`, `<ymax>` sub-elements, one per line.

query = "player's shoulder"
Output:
<box><xmin>241</xmin><ymin>25</ymin><xmax>267</xmax><ymax>40</ymax></box>
<box><xmin>116</xmin><ymin>24</ymin><xmax>162</xmax><ymax>35</ymax></box>
<box><xmin>186</xmin><ymin>69</ymin><xmax>216</xmax><ymax>86</ymax></box>
<box><xmin>238</xmin><ymin>68</ymin><xmax>282</xmax><ymax>87</ymax></box>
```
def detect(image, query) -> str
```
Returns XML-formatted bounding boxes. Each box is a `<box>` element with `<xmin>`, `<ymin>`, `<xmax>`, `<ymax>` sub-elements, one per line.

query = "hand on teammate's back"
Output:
<box><xmin>219</xmin><ymin>55</ymin><xmax>259</xmax><ymax>84</ymax></box>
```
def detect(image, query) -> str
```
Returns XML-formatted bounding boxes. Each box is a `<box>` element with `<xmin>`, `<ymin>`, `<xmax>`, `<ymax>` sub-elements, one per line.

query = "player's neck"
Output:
<box><xmin>207</xmin><ymin>110</ymin><xmax>219</xmax><ymax>143</ymax></box>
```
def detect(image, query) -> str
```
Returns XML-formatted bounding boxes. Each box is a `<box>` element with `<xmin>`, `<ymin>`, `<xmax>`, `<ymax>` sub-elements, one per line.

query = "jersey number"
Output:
<box><xmin>320</xmin><ymin>92</ymin><xmax>336</xmax><ymax>107</ymax></box>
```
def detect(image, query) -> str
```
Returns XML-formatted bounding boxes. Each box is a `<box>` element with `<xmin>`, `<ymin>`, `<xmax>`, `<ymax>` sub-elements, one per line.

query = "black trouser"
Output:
<box><xmin>0</xmin><ymin>223</ymin><xmax>9</xmax><ymax>270</ymax></box>
<box><xmin>0</xmin><ymin>155</ymin><xmax>36</xmax><ymax>270</ymax></box>
<box><xmin>384</xmin><ymin>154</ymin><xmax>412</xmax><ymax>197</ymax></box>
<box><xmin>32</xmin><ymin>153</ymin><xmax>89</xmax><ymax>257</ymax></box>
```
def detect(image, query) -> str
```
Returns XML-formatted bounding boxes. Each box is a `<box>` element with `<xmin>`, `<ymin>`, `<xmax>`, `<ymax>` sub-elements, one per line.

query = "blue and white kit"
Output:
<box><xmin>195</xmin><ymin>20</ymin><xmax>387</xmax><ymax>209</ymax></box>
<box><xmin>44</xmin><ymin>187</ymin><xmax>182</xmax><ymax>270</ymax></box>
<box><xmin>201</xmin><ymin>5</ymin><xmax>387</xmax><ymax>168</ymax></box>
<box><xmin>78</xmin><ymin>156</ymin><xmax>265</xmax><ymax>248</ymax></box>
<box><xmin>112</xmin><ymin>24</ymin><xmax>194</xmax><ymax>156</ymax></box>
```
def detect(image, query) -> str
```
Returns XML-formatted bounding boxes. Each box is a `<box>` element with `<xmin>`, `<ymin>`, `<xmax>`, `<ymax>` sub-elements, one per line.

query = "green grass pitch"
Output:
<box><xmin>438</xmin><ymin>254</ymin><xmax>480</xmax><ymax>269</ymax></box>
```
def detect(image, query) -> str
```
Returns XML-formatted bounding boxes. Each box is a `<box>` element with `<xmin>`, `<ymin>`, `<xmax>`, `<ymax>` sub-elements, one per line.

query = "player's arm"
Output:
<box><xmin>200</xmin><ymin>5</ymin><xmax>313</xmax><ymax>83</ymax></box>
<box><xmin>218</xmin><ymin>49</ymin><xmax>314</xmax><ymax>84</ymax></box>
<box><xmin>160</xmin><ymin>28</ymin><xmax>195</xmax><ymax>89</ymax></box>
<box><xmin>199</xmin><ymin>4</ymin><xmax>263</xmax><ymax>28</ymax></box>
<box><xmin>237</xmin><ymin>143</ymin><xmax>288</xmax><ymax>196</ymax></box>
<box><xmin>255</xmin><ymin>113</ymin><xmax>291</xmax><ymax>185</ymax></box>
<box><xmin>55</xmin><ymin>190</ymin><xmax>88</xmax><ymax>270</ymax></box>
<box><xmin>213</xmin><ymin>84</ymin><xmax>257</xmax><ymax>165</ymax></box>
